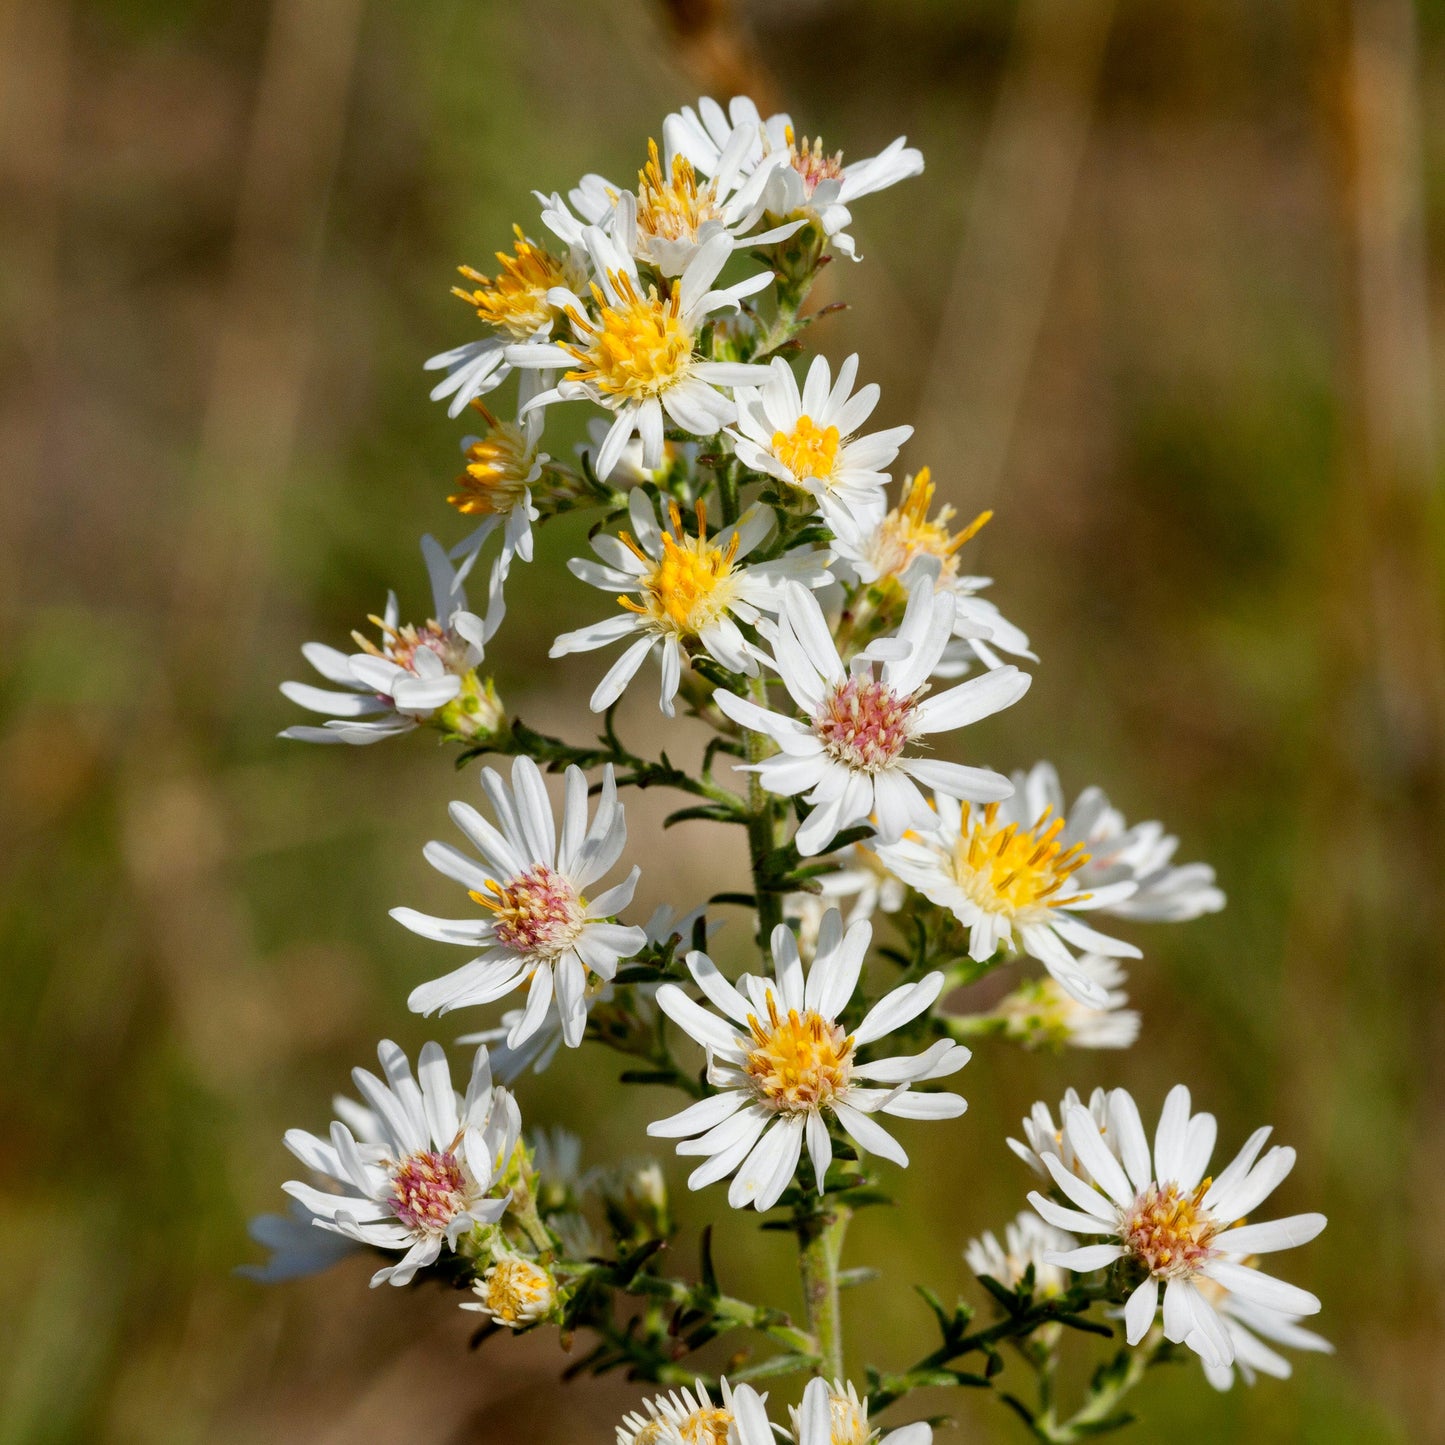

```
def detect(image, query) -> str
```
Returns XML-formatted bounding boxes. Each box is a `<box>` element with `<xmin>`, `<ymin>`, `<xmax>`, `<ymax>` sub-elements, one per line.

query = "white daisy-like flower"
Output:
<box><xmin>1027</xmin><ymin>1084</ymin><xmax>1326</xmax><ymax>1368</ymax></box>
<box><xmin>616</xmin><ymin>1377</ymin><xmax>740</xmax><ymax>1445</ymax></box>
<box><xmin>1011</xmin><ymin>763</ymin><xmax>1225</xmax><ymax>923</ymax></box>
<box><xmin>425</xmin><ymin>226</ymin><xmax>589</xmax><ymax>417</ymax></box>
<box><xmin>237</xmin><ymin>1201</ymin><xmax>362</xmax><ymax>1283</ymax></box>
<box><xmin>830</xmin><ymin>469</ymin><xmax>1035</xmax><ymax>677</ymax></box>
<box><xmin>508</xmin><ymin>227</ymin><xmax>772</xmax><ymax>482</ymax></box>
<box><xmin>447</xmin><ymin>378</ymin><xmax>549</xmax><ymax>567</ymax></box>
<box><xmin>873</xmin><ymin>789</ymin><xmax>1141</xmax><ymax>1008</ymax></box>
<box><xmin>964</xmin><ymin>1211</ymin><xmax>1073</xmax><ymax>1297</ymax></box>
<box><xmin>280</xmin><ymin>534</ymin><xmax>506</xmax><ymax>746</ymax></box>
<box><xmin>729</xmin><ymin>354</ymin><xmax>911</xmax><ymax>535</ymax></box>
<box><xmin>461</xmin><ymin>1253</ymin><xmax>558</xmax><ymax>1328</ymax></box>
<box><xmin>1006</xmin><ymin>1087</ymin><xmax>1114</xmax><ymax>1181</ymax></box>
<box><xmin>648</xmin><ymin>911</ymin><xmax>969</xmax><ymax>1213</ymax></box>
<box><xmin>715</xmin><ymin>571</ymin><xmax>1031</xmax><ymax>857</ymax></box>
<box><xmin>540</xmin><ymin>134</ymin><xmax>800</xmax><ymax>279</ymax></box>
<box><xmin>786</xmin><ymin>1377</ymin><xmax>933</xmax><ymax>1445</ymax></box>
<box><xmin>550</xmin><ymin>490</ymin><xmax>832</xmax><ymax>716</ymax></box>
<box><xmin>987</xmin><ymin>957</ymin><xmax>1140</xmax><ymax>1050</ymax></box>
<box><xmin>280</xmin><ymin>1039</ymin><xmax>518</xmax><ymax>1288</ymax></box>
<box><xmin>664</xmin><ymin>95</ymin><xmax>924</xmax><ymax>260</ymax></box>
<box><xmin>1195</xmin><ymin>1273</ymin><xmax>1333</xmax><ymax>1390</ymax></box>
<box><xmin>391</xmin><ymin>756</ymin><xmax>648</xmax><ymax>1048</ymax></box>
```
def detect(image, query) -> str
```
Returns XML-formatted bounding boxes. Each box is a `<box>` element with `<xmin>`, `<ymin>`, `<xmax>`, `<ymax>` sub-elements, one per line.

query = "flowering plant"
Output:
<box><xmin>252</xmin><ymin>93</ymin><xmax>1326</xmax><ymax>1441</ymax></box>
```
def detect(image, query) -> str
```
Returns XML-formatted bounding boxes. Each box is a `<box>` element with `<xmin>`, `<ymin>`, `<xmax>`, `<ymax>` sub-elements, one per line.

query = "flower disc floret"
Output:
<box><xmin>475</xmin><ymin>863</ymin><xmax>586</xmax><ymax>957</ymax></box>
<box><xmin>745</xmin><ymin>997</ymin><xmax>854</xmax><ymax>1112</ymax></box>
<box><xmin>952</xmin><ymin>800</ymin><xmax>1090</xmax><ymax>914</ymax></box>
<box><xmin>1124</xmin><ymin>1180</ymin><xmax>1219</xmax><ymax>1279</ymax></box>
<box><xmin>453</xmin><ymin>226</ymin><xmax>583</xmax><ymax>340</ymax></box>
<box><xmin>466</xmin><ymin>1256</ymin><xmax>557</xmax><ymax>1328</ymax></box>
<box><xmin>773</xmin><ymin>413</ymin><xmax>841</xmax><ymax>481</ymax></box>
<box><xmin>815</xmin><ymin>676</ymin><xmax>916</xmax><ymax>772</ymax></box>
<box><xmin>389</xmin><ymin>1148</ymin><xmax>469</xmax><ymax>1234</ymax></box>
<box><xmin>565</xmin><ymin>273</ymin><xmax>696</xmax><ymax>400</ymax></box>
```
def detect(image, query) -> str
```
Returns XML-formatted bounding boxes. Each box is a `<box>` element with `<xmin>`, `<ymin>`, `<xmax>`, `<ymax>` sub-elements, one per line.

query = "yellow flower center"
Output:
<box><xmin>745</xmin><ymin>993</ymin><xmax>854</xmax><ymax>1113</ymax></box>
<box><xmin>1124</xmin><ymin>1181</ymin><xmax>1220</xmax><ymax>1279</ymax></box>
<box><xmin>637</xmin><ymin>137</ymin><xmax>721</xmax><ymax>245</ymax></box>
<box><xmin>477</xmin><ymin>1257</ymin><xmax>555</xmax><ymax>1326</ymax></box>
<box><xmin>564</xmin><ymin>272</ymin><xmax>695</xmax><ymax>399</ymax></box>
<box><xmin>872</xmin><ymin>467</ymin><xmax>992</xmax><ymax>581</ymax></box>
<box><xmin>452</xmin><ymin>226</ymin><xmax>582</xmax><ymax>340</ymax></box>
<box><xmin>772</xmin><ymin>414</ymin><xmax>841</xmax><ymax>482</ymax></box>
<box><xmin>448</xmin><ymin>404</ymin><xmax>536</xmax><ymax>517</ymax></box>
<box><xmin>617</xmin><ymin>499</ymin><xmax>740</xmax><ymax>635</ymax></box>
<box><xmin>951</xmin><ymin>802</ymin><xmax>1092</xmax><ymax>917</ymax></box>
<box><xmin>634</xmin><ymin>1410</ymin><xmax>732</xmax><ymax>1445</ymax></box>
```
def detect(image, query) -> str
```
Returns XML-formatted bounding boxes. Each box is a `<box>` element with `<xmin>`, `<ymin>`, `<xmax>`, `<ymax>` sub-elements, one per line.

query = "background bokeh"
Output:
<box><xmin>3</xmin><ymin>0</ymin><xmax>1443</xmax><ymax>1440</ymax></box>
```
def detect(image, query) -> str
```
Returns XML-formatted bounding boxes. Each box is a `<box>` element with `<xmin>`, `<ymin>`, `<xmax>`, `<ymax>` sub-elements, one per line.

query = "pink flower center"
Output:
<box><xmin>390</xmin><ymin>1149</ymin><xmax>469</xmax><ymax>1234</ymax></box>
<box><xmin>787</xmin><ymin>133</ymin><xmax>846</xmax><ymax>199</ymax></box>
<box><xmin>1123</xmin><ymin>1181</ymin><xmax>1219</xmax><ymax>1279</ymax></box>
<box><xmin>814</xmin><ymin>677</ymin><xmax>914</xmax><ymax>772</ymax></box>
<box><xmin>472</xmin><ymin>864</ymin><xmax>586</xmax><ymax>957</ymax></box>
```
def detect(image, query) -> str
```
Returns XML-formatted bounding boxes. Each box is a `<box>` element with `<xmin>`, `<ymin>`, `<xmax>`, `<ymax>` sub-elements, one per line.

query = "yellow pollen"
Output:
<box><xmin>617</xmin><ymin>499</ymin><xmax>740</xmax><ymax>634</ymax></box>
<box><xmin>448</xmin><ymin>401</ymin><xmax>535</xmax><ymax>517</ymax></box>
<box><xmin>745</xmin><ymin>993</ymin><xmax>853</xmax><ymax>1112</ymax></box>
<box><xmin>452</xmin><ymin>226</ymin><xmax>582</xmax><ymax>340</ymax></box>
<box><xmin>772</xmin><ymin>414</ymin><xmax>841</xmax><ymax>482</ymax></box>
<box><xmin>563</xmin><ymin>271</ymin><xmax>694</xmax><ymax>399</ymax></box>
<box><xmin>872</xmin><ymin>467</ymin><xmax>993</xmax><ymax>582</ymax></box>
<box><xmin>1125</xmin><ymin>1180</ymin><xmax>1220</xmax><ymax>1279</ymax></box>
<box><xmin>634</xmin><ymin>1409</ymin><xmax>732</xmax><ymax>1445</ymax></box>
<box><xmin>636</xmin><ymin>138</ymin><xmax>720</xmax><ymax>244</ymax></box>
<box><xmin>951</xmin><ymin>802</ymin><xmax>1092</xmax><ymax>916</ymax></box>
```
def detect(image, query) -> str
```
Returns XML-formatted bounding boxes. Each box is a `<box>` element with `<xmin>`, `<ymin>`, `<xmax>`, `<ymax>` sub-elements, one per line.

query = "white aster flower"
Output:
<box><xmin>830</xmin><ymin>469</ymin><xmax>1035</xmax><ymax>677</ymax></box>
<box><xmin>280</xmin><ymin>534</ymin><xmax>505</xmax><ymax>746</ymax></box>
<box><xmin>964</xmin><ymin>1211</ymin><xmax>1073</xmax><ymax>1297</ymax></box>
<box><xmin>1006</xmin><ymin>1087</ymin><xmax>1115</xmax><ymax>1181</ymax></box>
<box><xmin>392</xmin><ymin>756</ymin><xmax>648</xmax><ymax>1048</ymax></box>
<box><xmin>447</xmin><ymin>379</ymin><xmax>549</xmax><ymax>567</ymax></box>
<box><xmin>787</xmin><ymin>1376</ymin><xmax>932</xmax><ymax>1445</ymax></box>
<box><xmin>550</xmin><ymin>490</ymin><xmax>832</xmax><ymax>716</ymax></box>
<box><xmin>616</xmin><ymin>1377</ymin><xmax>740</xmax><ymax>1445</ymax></box>
<box><xmin>649</xmin><ymin>911</ymin><xmax>969</xmax><ymax>1212</ymax></box>
<box><xmin>425</xmin><ymin>226</ymin><xmax>589</xmax><ymax>417</ymax></box>
<box><xmin>664</xmin><ymin>95</ymin><xmax>924</xmax><ymax>260</ymax></box>
<box><xmin>987</xmin><ymin>957</ymin><xmax>1140</xmax><ymax>1050</ymax></box>
<box><xmin>462</xmin><ymin>1253</ymin><xmax>558</xmax><ymax>1329</ymax></box>
<box><xmin>540</xmin><ymin>134</ymin><xmax>800</xmax><ymax>279</ymax></box>
<box><xmin>873</xmin><ymin>788</ymin><xmax>1141</xmax><ymax>1008</ymax></box>
<box><xmin>237</xmin><ymin>1201</ymin><xmax>362</xmax><ymax>1283</ymax></box>
<box><xmin>280</xmin><ymin>1039</ymin><xmax>518</xmax><ymax>1288</ymax></box>
<box><xmin>1195</xmin><ymin>1274</ymin><xmax>1333</xmax><ymax>1390</ymax></box>
<box><xmin>508</xmin><ymin>227</ymin><xmax>772</xmax><ymax>482</ymax></box>
<box><xmin>716</xmin><ymin>572</ymin><xmax>1030</xmax><ymax>857</ymax></box>
<box><xmin>1027</xmin><ymin>1084</ymin><xmax>1326</xmax><ymax>1369</ymax></box>
<box><xmin>729</xmin><ymin>354</ymin><xmax>911</xmax><ymax>535</ymax></box>
<box><xmin>1012</xmin><ymin>762</ymin><xmax>1225</xmax><ymax>923</ymax></box>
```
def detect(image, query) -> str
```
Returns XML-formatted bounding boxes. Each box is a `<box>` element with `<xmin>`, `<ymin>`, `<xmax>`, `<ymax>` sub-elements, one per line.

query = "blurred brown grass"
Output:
<box><xmin>1</xmin><ymin>0</ymin><xmax>1443</xmax><ymax>1440</ymax></box>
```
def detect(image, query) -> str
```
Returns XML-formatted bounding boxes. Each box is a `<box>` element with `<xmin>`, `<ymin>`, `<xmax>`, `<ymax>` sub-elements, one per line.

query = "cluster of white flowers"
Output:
<box><xmin>253</xmin><ymin>92</ymin><xmax>1326</xmax><ymax>1441</ymax></box>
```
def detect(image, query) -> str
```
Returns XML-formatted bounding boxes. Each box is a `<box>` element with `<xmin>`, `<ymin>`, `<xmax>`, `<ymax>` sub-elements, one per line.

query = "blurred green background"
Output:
<box><xmin>2</xmin><ymin>0</ymin><xmax>1443</xmax><ymax>1439</ymax></box>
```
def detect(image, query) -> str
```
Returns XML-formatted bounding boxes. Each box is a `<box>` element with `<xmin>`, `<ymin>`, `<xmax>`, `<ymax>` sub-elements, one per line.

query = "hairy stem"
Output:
<box><xmin>798</xmin><ymin>1203</ymin><xmax>851</xmax><ymax>1382</ymax></box>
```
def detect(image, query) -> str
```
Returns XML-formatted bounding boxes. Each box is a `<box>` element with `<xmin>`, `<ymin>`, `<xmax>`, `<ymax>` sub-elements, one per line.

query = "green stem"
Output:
<box><xmin>1035</xmin><ymin>1332</ymin><xmax>1161</xmax><ymax>1443</ymax></box>
<box><xmin>743</xmin><ymin>670</ymin><xmax>782</xmax><ymax>949</ymax></box>
<box><xmin>798</xmin><ymin>1203</ymin><xmax>851</xmax><ymax>1382</ymax></box>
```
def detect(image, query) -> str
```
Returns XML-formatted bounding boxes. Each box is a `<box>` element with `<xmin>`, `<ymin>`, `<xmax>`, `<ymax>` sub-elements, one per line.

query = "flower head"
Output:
<box><xmin>280</xmin><ymin>1040</ymin><xmax>518</xmax><ymax>1287</ymax></box>
<box><xmin>550</xmin><ymin>489</ymin><xmax>831</xmax><ymax>715</ymax></box>
<box><xmin>508</xmin><ymin>228</ymin><xmax>772</xmax><ymax>481</ymax></box>
<box><xmin>729</xmin><ymin>354</ymin><xmax>911</xmax><ymax>535</ymax></box>
<box><xmin>280</xmin><ymin>534</ymin><xmax>506</xmax><ymax>746</ymax></box>
<box><xmin>964</xmin><ymin>1211</ymin><xmax>1073</xmax><ymax>1297</ymax></box>
<box><xmin>664</xmin><ymin>96</ymin><xmax>924</xmax><ymax>260</ymax></box>
<box><xmin>874</xmin><ymin>786</ymin><xmax>1141</xmax><ymax>1007</ymax></box>
<box><xmin>391</xmin><ymin>756</ymin><xmax>647</xmax><ymax>1048</ymax></box>
<box><xmin>462</xmin><ymin>1254</ymin><xmax>557</xmax><ymax>1328</ymax></box>
<box><xmin>1027</xmin><ymin>1084</ymin><xmax>1326</xmax><ymax>1369</ymax></box>
<box><xmin>1006</xmin><ymin>1087</ymin><xmax>1114</xmax><ymax>1181</ymax></box>
<box><xmin>425</xmin><ymin>226</ymin><xmax>589</xmax><ymax>417</ymax></box>
<box><xmin>616</xmin><ymin>1378</ymin><xmax>738</xmax><ymax>1445</ymax></box>
<box><xmin>831</xmin><ymin>469</ymin><xmax>1035</xmax><ymax>677</ymax></box>
<box><xmin>649</xmin><ymin>912</ymin><xmax>968</xmax><ymax>1212</ymax></box>
<box><xmin>987</xmin><ymin>957</ymin><xmax>1140</xmax><ymax>1050</ymax></box>
<box><xmin>716</xmin><ymin>571</ymin><xmax>1030</xmax><ymax>856</ymax></box>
